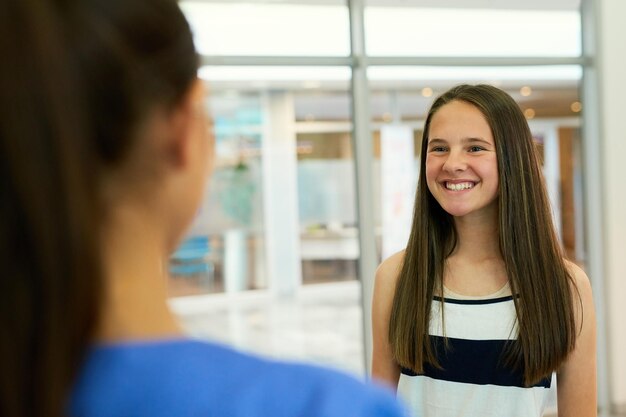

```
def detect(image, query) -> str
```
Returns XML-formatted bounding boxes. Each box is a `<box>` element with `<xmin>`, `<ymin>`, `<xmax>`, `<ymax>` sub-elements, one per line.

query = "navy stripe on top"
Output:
<box><xmin>433</xmin><ymin>295</ymin><xmax>515</xmax><ymax>305</ymax></box>
<box><xmin>401</xmin><ymin>336</ymin><xmax>551</xmax><ymax>388</ymax></box>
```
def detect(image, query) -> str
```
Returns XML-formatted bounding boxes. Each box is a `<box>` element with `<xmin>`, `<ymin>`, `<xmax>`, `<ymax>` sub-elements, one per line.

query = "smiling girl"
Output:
<box><xmin>372</xmin><ymin>84</ymin><xmax>596</xmax><ymax>417</ymax></box>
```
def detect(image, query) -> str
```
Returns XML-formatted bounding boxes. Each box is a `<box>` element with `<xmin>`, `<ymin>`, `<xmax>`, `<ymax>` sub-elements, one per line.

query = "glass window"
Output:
<box><xmin>295</xmin><ymin>92</ymin><xmax>357</xmax><ymax>285</ymax></box>
<box><xmin>169</xmin><ymin>66</ymin><xmax>359</xmax><ymax>297</ymax></box>
<box><xmin>365</xmin><ymin>6</ymin><xmax>581</xmax><ymax>57</ymax></box>
<box><xmin>169</xmin><ymin>92</ymin><xmax>265</xmax><ymax>297</ymax></box>
<box><xmin>170</xmin><ymin>67</ymin><xmax>365</xmax><ymax>376</ymax></box>
<box><xmin>180</xmin><ymin>1</ymin><xmax>350</xmax><ymax>56</ymax></box>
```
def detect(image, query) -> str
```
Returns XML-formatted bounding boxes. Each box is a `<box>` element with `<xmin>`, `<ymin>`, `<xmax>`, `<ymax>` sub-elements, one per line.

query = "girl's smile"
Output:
<box><xmin>443</xmin><ymin>180</ymin><xmax>477</xmax><ymax>191</ymax></box>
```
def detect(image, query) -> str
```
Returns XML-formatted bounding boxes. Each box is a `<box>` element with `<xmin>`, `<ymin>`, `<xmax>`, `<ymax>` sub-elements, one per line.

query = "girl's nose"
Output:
<box><xmin>442</xmin><ymin>149</ymin><xmax>467</xmax><ymax>173</ymax></box>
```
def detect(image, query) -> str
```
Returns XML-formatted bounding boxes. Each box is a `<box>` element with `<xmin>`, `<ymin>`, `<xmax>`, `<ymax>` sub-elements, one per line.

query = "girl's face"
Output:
<box><xmin>425</xmin><ymin>100</ymin><xmax>499</xmax><ymax>220</ymax></box>
<box><xmin>183</xmin><ymin>81</ymin><xmax>214</xmax><ymax>221</ymax></box>
<box><xmin>164</xmin><ymin>80</ymin><xmax>214</xmax><ymax>253</ymax></box>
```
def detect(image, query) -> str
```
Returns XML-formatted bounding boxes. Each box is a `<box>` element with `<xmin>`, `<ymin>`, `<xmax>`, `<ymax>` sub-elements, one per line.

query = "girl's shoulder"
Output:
<box><xmin>562</xmin><ymin>259</ymin><xmax>594</xmax><ymax>332</ymax></box>
<box><xmin>71</xmin><ymin>339</ymin><xmax>405</xmax><ymax>417</ymax></box>
<box><xmin>374</xmin><ymin>250</ymin><xmax>407</xmax><ymax>303</ymax></box>
<box><xmin>376</xmin><ymin>250</ymin><xmax>406</xmax><ymax>284</ymax></box>
<box><xmin>563</xmin><ymin>259</ymin><xmax>592</xmax><ymax>293</ymax></box>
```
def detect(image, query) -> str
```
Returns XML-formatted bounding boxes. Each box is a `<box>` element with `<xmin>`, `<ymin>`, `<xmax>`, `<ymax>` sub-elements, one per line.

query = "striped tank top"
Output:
<box><xmin>397</xmin><ymin>283</ymin><xmax>555</xmax><ymax>417</ymax></box>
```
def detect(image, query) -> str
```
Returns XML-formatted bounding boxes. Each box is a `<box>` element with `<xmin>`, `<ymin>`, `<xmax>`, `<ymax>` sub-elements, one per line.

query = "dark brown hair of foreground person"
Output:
<box><xmin>388</xmin><ymin>84</ymin><xmax>580</xmax><ymax>386</ymax></box>
<box><xmin>0</xmin><ymin>0</ymin><xmax>197</xmax><ymax>416</ymax></box>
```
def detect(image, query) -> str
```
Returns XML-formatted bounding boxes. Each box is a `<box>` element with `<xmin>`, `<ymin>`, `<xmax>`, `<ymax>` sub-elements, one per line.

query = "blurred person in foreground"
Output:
<box><xmin>0</xmin><ymin>0</ymin><xmax>404</xmax><ymax>416</ymax></box>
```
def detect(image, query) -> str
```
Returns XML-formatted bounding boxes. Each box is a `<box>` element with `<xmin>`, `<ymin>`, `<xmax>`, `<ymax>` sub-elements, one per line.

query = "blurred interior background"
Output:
<box><xmin>165</xmin><ymin>1</ymin><xmax>625</xmax><ymax>415</ymax></box>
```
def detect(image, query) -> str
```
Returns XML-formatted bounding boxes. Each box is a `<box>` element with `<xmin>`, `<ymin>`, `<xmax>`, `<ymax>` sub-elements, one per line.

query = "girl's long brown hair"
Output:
<box><xmin>0</xmin><ymin>1</ymin><xmax>101</xmax><ymax>416</ymax></box>
<box><xmin>389</xmin><ymin>84</ymin><xmax>579</xmax><ymax>386</ymax></box>
<box><xmin>0</xmin><ymin>0</ymin><xmax>197</xmax><ymax>416</ymax></box>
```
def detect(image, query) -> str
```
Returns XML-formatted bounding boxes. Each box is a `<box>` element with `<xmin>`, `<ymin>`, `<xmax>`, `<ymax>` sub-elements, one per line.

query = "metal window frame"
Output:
<box><xmin>580</xmin><ymin>0</ymin><xmax>610</xmax><ymax>415</ymax></box>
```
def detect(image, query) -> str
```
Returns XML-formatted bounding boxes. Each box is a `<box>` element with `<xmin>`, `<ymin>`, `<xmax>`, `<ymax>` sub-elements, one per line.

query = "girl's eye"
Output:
<box><xmin>468</xmin><ymin>146</ymin><xmax>485</xmax><ymax>152</ymax></box>
<box><xmin>429</xmin><ymin>146</ymin><xmax>447</xmax><ymax>152</ymax></box>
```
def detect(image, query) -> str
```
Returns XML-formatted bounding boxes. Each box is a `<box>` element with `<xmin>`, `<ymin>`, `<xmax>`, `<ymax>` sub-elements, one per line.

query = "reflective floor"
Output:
<box><xmin>170</xmin><ymin>280</ymin><xmax>365</xmax><ymax>377</ymax></box>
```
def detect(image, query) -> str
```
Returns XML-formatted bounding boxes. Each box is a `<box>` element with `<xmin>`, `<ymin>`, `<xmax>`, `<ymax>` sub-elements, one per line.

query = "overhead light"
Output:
<box><xmin>520</xmin><ymin>86</ymin><xmax>532</xmax><ymax>97</ymax></box>
<box><xmin>570</xmin><ymin>101</ymin><xmax>582</xmax><ymax>112</ymax></box>
<box><xmin>421</xmin><ymin>87</ymin><xmax>433</xmax><ymax>97</ymax></box>
<box><xmin>524</xmin><ymin>108</ymin><xmax>536</xmax><ymax>119</ymax></box>
<box><xmin>303</xmin><ymin>80</ymin><xmax>322</xmax><ymax>89</ymax></box>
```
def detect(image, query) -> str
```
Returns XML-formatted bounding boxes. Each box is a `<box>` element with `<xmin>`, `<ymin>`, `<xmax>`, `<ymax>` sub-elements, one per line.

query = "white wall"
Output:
<box><xmin>598</xmin><ymin>0</ymin><xmax>626</xmax><ymax>408</ymax></box>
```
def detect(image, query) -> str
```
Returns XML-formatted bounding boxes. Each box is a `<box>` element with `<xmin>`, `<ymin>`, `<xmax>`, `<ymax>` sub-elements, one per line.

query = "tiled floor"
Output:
<box><xmin>170</xmin><ymin>280</ymin><xmax>366</xmax><ymax>377</ymax></box>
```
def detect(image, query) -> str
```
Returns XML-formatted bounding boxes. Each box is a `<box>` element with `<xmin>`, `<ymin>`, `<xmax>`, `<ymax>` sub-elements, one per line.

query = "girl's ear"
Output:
<box><xmin>164</xmin><ymin>78</ymin><xmax>207</xmax><ymax>170</ymax></box>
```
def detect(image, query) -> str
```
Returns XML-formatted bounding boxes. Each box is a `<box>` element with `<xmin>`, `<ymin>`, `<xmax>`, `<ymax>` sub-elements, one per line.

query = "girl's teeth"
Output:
<box><xmin>446</xmin><ymin>182</ymin><xmax>474</xmax><ymax>191</ymax></box>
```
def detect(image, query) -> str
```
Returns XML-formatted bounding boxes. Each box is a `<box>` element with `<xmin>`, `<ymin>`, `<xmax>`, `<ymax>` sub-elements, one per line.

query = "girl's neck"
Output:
<box><xmin>444</xmin><ymin>210</ymin><xmax>507</xmax><ymax>297</ymax></box>
<box><xmin>97</xmin><ymin>204</ymin><xmax>182</xmax><ymax>343</ymax></box>
<box><xmin>451</xmin><ymin>211</ymin><xmax>501</xmax><ymax>261</ymax></box>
